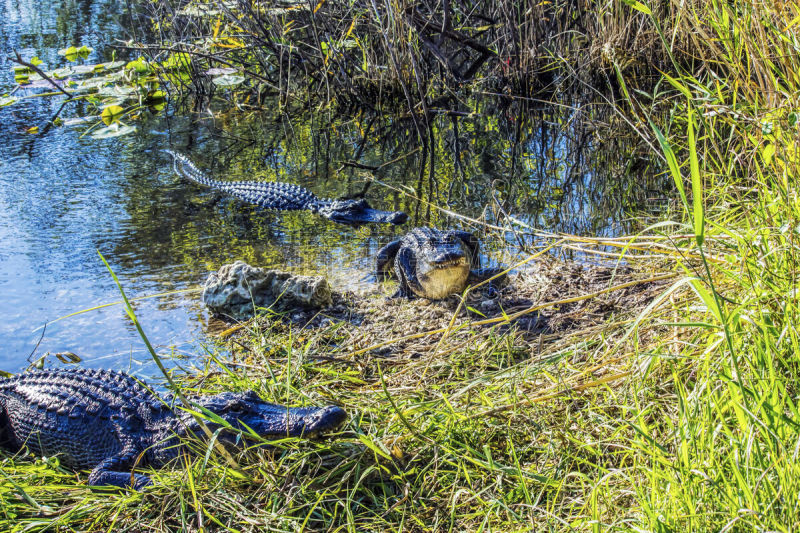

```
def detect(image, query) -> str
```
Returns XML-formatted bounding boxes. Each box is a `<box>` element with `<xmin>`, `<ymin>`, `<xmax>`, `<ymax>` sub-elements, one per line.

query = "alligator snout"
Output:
<box><xmin>296</xmin><ymin>405</ymin><xmax>348</xmax><ymax>437</ymax></box>
<box><xmin>387</xmin><ymin>211</ymin><xmax>409</xmax><ymax>225</ymax></box>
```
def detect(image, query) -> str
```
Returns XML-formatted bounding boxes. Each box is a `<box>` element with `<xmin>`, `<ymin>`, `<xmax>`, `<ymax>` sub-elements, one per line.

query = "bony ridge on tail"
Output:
<box><xmin>166</xmin><ymin>150</ymin><xmax>408</xmax><ymax>226</ymax></box>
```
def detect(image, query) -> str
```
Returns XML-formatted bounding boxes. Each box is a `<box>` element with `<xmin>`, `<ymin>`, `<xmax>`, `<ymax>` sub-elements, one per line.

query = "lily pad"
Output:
<box><xmin>50</xmin><ymin>67</ymin><xmax>74</xmax><ymax>79</ymax></box>
<box><xmin>91</xmin><ymin>123</ymin><xmax>136</xmax><ymax>139</ymax></box>
<box><xmin>58</xmin><ymin>45</ymin><xmax>93</xmax><ymax>62</ymax></box>
<box><xmin>70</xmin><ymin>64</ymin><xmax>100</xmax><ymax>76</ymax></box>
<box><xmin>101</xmin><ymin>104</ymin><xmax>125</xmax><ymax>125</ymax></box>
<box><xmin>100</xmin><ymin>61</ymin><xmax>126</xmax><ymax>70</ymax></box>
<box><xmin>22</xmin><ymin>79</ymin><xmax>66</xmax><ymax>90</ymax></box>
<box><xmin>145</xmin><ymin>90</ymin><xmax>166</xmax><ymax>103</ymax></box>
<box><xmin>125</xmin><ymin>57</ymin><xmax>149</xmax><ymax>74</ymax></box>
<box><xmin>212</xmin><ymin>73</ymin><xmax>246</xmax><ymax>88</ymax></box>
<box><xmin>206</xmin><ymin>67</ymin><xmax>237</xmax><ymax>76</ymax></box>
<box><xmin>95</xmin><ymin>83</ymin><xmax>137</xmax><ymax>97</ymax></box>
<box><xmin>61</xmin><ymin>116</ymin><xmax>96</xmax><ymax>126</ymax></box>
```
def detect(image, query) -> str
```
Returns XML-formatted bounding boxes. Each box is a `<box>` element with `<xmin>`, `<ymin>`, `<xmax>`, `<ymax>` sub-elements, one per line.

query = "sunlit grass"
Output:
<box><xmin>2</xmin><ymin>0</ymin><xmax>800</xmax><ymax>531</ymax></box>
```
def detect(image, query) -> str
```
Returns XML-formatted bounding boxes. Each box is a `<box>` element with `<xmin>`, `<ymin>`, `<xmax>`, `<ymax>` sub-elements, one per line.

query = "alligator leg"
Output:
<box><xmin>0</xmin><ymin>399</ymin><xmax>17</xmax><ymax>451</ymax></box>
<box><xmin>393</xmin><ymin>247</ymin><xmax>421</xmax><ymax>299</ymax></box>
<box><xmin>88</xmin><ymin>448</ymin><xmax>151</xmax><ymax>490</ymax></box>
<box><xmin>376</xmin><ymin>239</ymin><xmax>402</xmax><ymax>281</ymax></box>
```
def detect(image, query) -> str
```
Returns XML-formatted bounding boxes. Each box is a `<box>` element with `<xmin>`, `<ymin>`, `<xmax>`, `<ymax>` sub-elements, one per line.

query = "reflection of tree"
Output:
<box><xmin>107</xmin><ymin>96</ymin><xmax>666</xmax><ymax>300</ymax></box>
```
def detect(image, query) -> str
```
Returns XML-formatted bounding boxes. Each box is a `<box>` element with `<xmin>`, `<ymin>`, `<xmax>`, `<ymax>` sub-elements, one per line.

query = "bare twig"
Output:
<box><xmin>12</xmin><ymin>51</ymin><xmax>73</xmax><ymax>97</ymax></box>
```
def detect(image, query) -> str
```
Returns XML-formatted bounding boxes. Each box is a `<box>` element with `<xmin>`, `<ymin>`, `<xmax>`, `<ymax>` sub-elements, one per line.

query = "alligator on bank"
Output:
<box><xmin>377</xmin><ymin>227</ymin><xmax>507</xmax><ymax>299</ymax></box>
<box><xmin>0</xmin><ymin>368</ymin><xmax>346</xmax><ymax>489</ymax></box>
<box><xmin>166</xmin><ymin>150</ymin><xmax>408</xmax><ymax>226</ymax></box>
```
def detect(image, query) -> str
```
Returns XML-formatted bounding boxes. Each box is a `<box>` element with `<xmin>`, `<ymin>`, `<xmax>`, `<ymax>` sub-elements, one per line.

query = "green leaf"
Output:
<box><xmin>91</xmin><ymin>123</ymin><xmax>136</xmax><ymax>139</ymax></box>
<box><xmin>125</xmin><ymin>57</ymin><xmax>149</xmax><ymax>74</ymax></box>
<box><xmin>145</xmin><ymin>90</ymin><xmax>165</xmax><ymax>102</ymax></box>
<box><xmin>212</xmin><ymin>73</ymin><xmax>246</xmax><ymax>88</ymax></box>
<box><xmin>146</xmin><ymin>90</ymin><xmax>166</xmax><ymax>111</ymax></box>
<box><xmin>30</xmin><ymin>56</ymin><xmax>43</xmax><ymax>67</ymax></box>
<box><xmin>661</xmin><ymin>71</ymin><xmax>692</xmax><ymax>100</ymax></box>
<box><xmin>58</xmin><ymin>46</ymin><xmax>80</xmax><ymax>62</ymax></box>
<box><xmin>649</xmin><ymin>119</ymin><xmax>688</xmax><ymax>214</ymax></box>
<box><xmin>100</xmin><ymin>105</ymin><xmax>125</xmax><ymax>125</ymax></box>
<box><xmin>687</xmin><ymin>108</ymin><xmax>704</xmax><ymax>246</ymax></box>
<box><xmin>0</xmin><ymin>96</ymin><xmax>17</xmax><ymax>107</ymax></box>
<box><xmin>163</xmin><ymin>52</ymin><xmax>191</xmax><ymax>70</ymax></box>
<box><xmin>57</xmin><ymin>45</ymin><xmax>92</xmax><ymax>61</ymax></box>
<box><xmin>620</xmin><ymin>0</ymin><xmax>652</xmax><ymax>15</ymax></box>
<box><xmin>357</xmin><ymin>434</ymin><xmax>392</xmax><ymax>461</ymax></box>
<box><xmin>762</xmin><ymin>143</ymin><xmax>776</xmax><ymax>165</ymax></box>
<box><xmin>688</xmin><ymin>278</ymin><xmax>722</xmax><ymax>323</ymax></box>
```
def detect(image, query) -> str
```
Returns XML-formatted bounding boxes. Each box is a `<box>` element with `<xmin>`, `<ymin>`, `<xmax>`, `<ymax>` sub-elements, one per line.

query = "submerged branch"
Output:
<box><xmin>12</xmin><ymin>51</ymin><xmax>73</xmax><ymax>98</ymax></box>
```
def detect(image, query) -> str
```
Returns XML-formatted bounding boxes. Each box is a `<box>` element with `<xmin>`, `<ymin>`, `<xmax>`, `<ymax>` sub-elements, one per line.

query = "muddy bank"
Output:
<box><xmin>213</xmin><ymin>257</ymin><xmax>672</xmax><ymax>367</ymax></box>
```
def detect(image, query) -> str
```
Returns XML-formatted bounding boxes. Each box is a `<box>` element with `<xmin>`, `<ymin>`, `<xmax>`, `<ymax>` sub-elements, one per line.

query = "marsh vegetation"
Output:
<box><xmin>1</xmin><ymin>0</ymin><xmax>799</xmax><ymax>531</ymax></box>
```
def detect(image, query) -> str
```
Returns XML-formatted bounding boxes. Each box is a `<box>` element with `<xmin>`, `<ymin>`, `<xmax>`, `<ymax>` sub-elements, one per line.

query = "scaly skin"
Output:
<box><xmin>0</xmin><ymin>368</ymin><xmax>346</xmax><ymax>489</ymax></box>
<box><xmin>166</xmin><ymin>150</ymin><xmax>408</xmax><ymax>226</ymax></box>
<box><xmin>376</xmin><ymin>227</ymin><xmax>507</xmax><ymax>299</ymax></box>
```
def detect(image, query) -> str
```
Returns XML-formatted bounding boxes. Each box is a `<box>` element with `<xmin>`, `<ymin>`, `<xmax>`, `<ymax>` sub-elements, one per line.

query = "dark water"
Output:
<box><xmin>0</xmin><ymin>0</ymin><xmax>667</xmax><ymax>376</ymax></box>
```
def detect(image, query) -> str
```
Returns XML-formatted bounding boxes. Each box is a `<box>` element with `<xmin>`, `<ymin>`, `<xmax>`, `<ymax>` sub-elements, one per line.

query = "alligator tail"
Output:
<box><xmin>164</xmin><ymin>150</ymin><xmax>228</xmax><ymax>189</ymax></box>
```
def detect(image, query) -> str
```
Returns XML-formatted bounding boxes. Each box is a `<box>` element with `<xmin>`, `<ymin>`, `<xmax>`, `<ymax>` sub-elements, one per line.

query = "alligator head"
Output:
<box><xmin>412</xmin><ymin>233</ymin><xmax>471</xmax><ymax>299</ymax></box>
<box><xmin>179</xmin><ymin>391</ymin><xmax>347</xmax><ymax>441</ymax></box>
<box><xmin>315</xmin><ymin>198</ymin><xmax>408</xmax><ymax>226</ymax></box>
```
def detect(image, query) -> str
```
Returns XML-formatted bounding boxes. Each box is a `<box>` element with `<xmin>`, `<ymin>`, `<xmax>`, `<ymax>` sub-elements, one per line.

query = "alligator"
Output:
<box><xmin>377</xmin><ymin>227</ymin><xmax>507</xmax><ymax>299</ymax></box>
<box><xmin>0</xmin><ymin>368</ymin><xmax>346</xmax><ymax>489</ymax></box>
<box><xmin>166</xmin><ymin>150</ymin><xmax>408</xmax><ymax>226</ymax></box>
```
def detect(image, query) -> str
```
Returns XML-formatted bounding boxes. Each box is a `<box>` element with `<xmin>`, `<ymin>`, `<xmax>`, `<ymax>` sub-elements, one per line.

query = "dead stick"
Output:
<box><xmin>12</xmin><ymin>51</ymin><xmax>73</xmax><ymax>97</ymax></box>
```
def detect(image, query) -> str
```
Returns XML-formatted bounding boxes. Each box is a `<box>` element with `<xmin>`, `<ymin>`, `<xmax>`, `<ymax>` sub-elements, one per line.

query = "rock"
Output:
<box><xmin>203</xmin><ymin>261</ymin><xmax>332</xmax><ymax>320</ymax></box>
<box><xmin>479</xmin><ymin>299</ymin><xmax>498</xmax><ymax>313</ymax></box>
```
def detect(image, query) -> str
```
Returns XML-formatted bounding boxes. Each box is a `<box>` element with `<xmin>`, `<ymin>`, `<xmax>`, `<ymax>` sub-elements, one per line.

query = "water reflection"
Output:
<box><xmin>0</xmin><ymin>0</ymin><xmax>667</xmax><ymax>375</ymax></box>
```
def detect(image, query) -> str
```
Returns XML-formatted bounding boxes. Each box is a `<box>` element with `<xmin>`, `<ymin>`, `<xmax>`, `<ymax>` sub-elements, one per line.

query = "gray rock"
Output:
<box><xmin>203</xmin><ymin>261</ymin><xmax>332</xmax><ymax>320</ymax></box>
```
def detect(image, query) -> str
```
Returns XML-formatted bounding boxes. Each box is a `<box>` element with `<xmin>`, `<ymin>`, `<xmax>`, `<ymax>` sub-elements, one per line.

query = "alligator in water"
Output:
<box><xmin>0</xmin><ymin>368</ymin><xmax>346</xmax><ymax>489</ymax></box>
<box><xmin>377</xmin><ymin>227</ymin><xmax>507</xmax><ymax>299</ymax></box>
<box><xmin>166</xmin><ymin>150</ymin><xmax>408</xmax><ymax>226</ymax></box>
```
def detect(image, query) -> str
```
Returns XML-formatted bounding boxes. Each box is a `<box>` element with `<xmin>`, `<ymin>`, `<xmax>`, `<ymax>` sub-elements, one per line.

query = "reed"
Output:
<box><xmin>1</xmin><ymin>0</ymin><xmax>799</xmax><ymax>531</ymax></box>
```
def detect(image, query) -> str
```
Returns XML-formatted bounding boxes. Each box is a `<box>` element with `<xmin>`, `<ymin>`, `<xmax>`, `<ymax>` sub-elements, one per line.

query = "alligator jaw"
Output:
<box><xmin>182</xmin><ymin>392</ymin><xmax>347</xmax><ymax>441</ymax></box>
<box><xmin>415</xmin><ymin>257</ymin><xmax>471</xmax><ymax>299</ymax></box>
<box><xmin>287</xmin><ymin>405</ymin><xmax>348</xmax><ymax>438</ymax></box>
<box><xmin>318</xmin><ymin>199</ymin><xmax>408</xmax><ymax>226</ymax></box>
<box><xmin>325</xmin><ymin>207</ymin><xmax>408</xmax><ymax>226</ymax></box>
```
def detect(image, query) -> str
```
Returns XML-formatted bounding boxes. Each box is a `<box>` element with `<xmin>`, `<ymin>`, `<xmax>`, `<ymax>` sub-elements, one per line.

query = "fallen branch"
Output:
<box><xmin>12</xmin><ymin>51</ymin><xmax>73</xmax><ymax>98</ymax></box>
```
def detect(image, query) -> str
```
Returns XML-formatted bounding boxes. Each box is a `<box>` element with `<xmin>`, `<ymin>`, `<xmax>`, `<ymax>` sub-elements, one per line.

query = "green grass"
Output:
<box><xmin>3</xmin><ymin>1</ymin><xmax>800</xmax><ymax>531</ymax></box>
